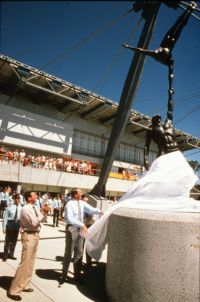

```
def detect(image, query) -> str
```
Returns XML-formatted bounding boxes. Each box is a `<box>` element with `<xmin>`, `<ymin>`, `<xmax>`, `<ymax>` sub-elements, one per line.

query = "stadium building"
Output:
<box><xmin>0</xmin><ymin>55</ymin><xmax>199</xmax><ymax>198</ymax></box>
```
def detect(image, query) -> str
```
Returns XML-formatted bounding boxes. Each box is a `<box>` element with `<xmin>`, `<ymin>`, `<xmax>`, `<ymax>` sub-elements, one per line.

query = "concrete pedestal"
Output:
<box><xmin>106</xmin><ymin>208</ymin><xmax>200</xmax><ymax>302</ymax></box>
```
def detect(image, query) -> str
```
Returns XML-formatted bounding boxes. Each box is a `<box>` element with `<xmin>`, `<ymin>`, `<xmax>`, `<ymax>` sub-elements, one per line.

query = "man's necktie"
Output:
<box><xmin>33</xmin><ymin>205</ymin><xmax>38</xmax><ymax>217</ymax></box>
<box><xmin>78</xmin><ymin>202</ymin><xmax>82</xmax><ymax>222</ymax></box>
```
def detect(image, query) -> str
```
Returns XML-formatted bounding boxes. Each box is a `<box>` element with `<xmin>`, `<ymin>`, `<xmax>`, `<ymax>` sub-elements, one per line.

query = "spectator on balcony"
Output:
<box><xmin>23</xmin><ymin>155</ymin><xmax>30</xmax><ymax>167</ymax></box>
<box><xmin>34</xmin><ymin>155</ymin><xmax>40</xmax><ymax>168</ymax></box>
<box><xmin>52</xmin><ymin>194</ymin><xmax>61</xmax><ymax>227</ymax></box>
<box><xmin>19</xmin><ymin>150</ymin><xmax>26</xmax><ymax>163</ymax></box>
<box><xmin>37</xmin><ymin>155</ymin><xmax>42</xmax><ymax>168</ymax></box>
<box><xmin>56</xmin><ymin>157</ymin><xmax>63</xmax><ymax>171</ymax></box>
<box><xmin>64</xmin><ymin>160</ymin><xmax>70</xmax><ymax>172</ymax></box>
<box><xmin>87</xmin><ymin>163</ymin><xmax>93</xmax><ymax>175</ymax></box>
<box><xmin>44</xmin><ymin>157</ymin><xmax>49</xmax><ymax>169</ymax></box>
<box><xmin>52</xmin><ymin>158</ymin><xmax>57</xmax><ymax>171</ymax></box>
<box><xmin>13</xmin><ymin>149</ymin><xmax>19</xmax><ymax>164</ymax></box>
<box><xmin>48</xmin><ymin>157</ymin><xmax>53</xmax><ymax>170</ymax></box>
<box><xmin>82</xmin><ymin>161</ymin><xmax>88</xmax><ymax>174</ymax></box>
<box><xmin>0</xmin><ymin>144</ymin><xmax>6</xmax><ymax>162</ymax></box>
<box><xmin>41</xmin><ymin>155</ymin><xmax>45</xmax><ymax>168</ymax></box>
<box><xmin>73</xmin><ymin>161</ymin><xmax>79</xmax><ymax>173</ymax></box>
<box><xmin>122</xmin><ymin>169</ymin><xmax>131</xmax><ymax>180</ymax></box>
<box><xmin>7</xmin><ymin>150</ymin><xmax>14</xmax><ymax>164</ymax></box>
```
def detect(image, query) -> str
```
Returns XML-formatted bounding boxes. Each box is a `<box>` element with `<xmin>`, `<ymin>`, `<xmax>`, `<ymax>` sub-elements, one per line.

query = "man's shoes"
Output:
<box><xmin>2</xmin><ymin>256</ymin><xmax>7</xmax><ymax>262</ymax></box>
<box><xmin>23</xmin><ymin>288</ymin><xmax>34</xmax><ymax>292</ymax></box>
<box><xmin>9</xmin><ymin>256</ymin><xmax>17</xmax><ymax>260</ymax></box>
<box><xmin>7</xmin><ymin>293</ymin><xmax>22</xmax><ymax>301</ymax></box>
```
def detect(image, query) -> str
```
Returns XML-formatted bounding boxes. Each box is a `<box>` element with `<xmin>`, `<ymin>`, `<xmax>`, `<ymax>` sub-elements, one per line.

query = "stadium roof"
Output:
<box><xmin>0</xmin><ymin>54</ymin><xmax>199</xmax><ymax>152</ymax></box>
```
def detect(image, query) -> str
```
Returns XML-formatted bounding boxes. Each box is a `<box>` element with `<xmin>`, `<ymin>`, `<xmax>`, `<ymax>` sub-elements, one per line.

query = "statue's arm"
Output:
<box><xmin>144</xmin><ymin>129</ymin><xmax>151</xmax><ymax>170</ymax></box>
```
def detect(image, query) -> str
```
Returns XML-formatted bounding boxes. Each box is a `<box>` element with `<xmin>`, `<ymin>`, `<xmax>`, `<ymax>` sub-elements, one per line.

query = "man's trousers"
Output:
<box><xmin>62</xmin><ymin>225</ymin><xmax>84</xmax><ymax>279</ymax></box>
<box><xmin>9</xmin><ymin>232</ymin><xmax>39</xmax><ymax>295</ymax></box>
<box><xmin>4</xmin><ymin>221</ymin><xmax>20</xmax><ymax>258</ymax></box>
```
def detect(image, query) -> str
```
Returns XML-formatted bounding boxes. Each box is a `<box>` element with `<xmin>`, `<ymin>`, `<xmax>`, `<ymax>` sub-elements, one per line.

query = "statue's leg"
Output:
<box><xmin>167</xmin><ymin>58</ymin><xmax>174</xmax><ymax>120</ymax></box>
<box><xmin>160</xmin><ymin>2</ymin><xmax>197</xmax><ymax>52</ymax></box>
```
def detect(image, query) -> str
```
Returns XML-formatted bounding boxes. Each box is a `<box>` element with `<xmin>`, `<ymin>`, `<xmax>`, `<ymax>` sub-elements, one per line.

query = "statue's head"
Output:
<box><xmin>152</xmin><ymin>114</ymin><xmax>162</xmax><ymax>126</ymax></box>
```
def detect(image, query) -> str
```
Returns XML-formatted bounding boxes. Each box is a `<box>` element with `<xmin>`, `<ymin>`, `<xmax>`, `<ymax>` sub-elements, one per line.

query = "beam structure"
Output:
<box><xmin>90</xmin><ymin>2</ymin><xmax>161</xmax><ymax>197</ymax></box>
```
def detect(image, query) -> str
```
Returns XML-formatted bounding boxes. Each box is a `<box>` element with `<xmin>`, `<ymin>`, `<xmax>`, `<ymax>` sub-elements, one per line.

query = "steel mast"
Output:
<box><xmin>90</xmin><ymin>2</ymin><xmax>161</xmax><ymax>197</ymax></box>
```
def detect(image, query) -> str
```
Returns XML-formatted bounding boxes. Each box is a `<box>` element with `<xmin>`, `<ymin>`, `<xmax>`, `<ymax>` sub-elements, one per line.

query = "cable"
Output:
<box><xmin>71</xmin><ymin>13</ymin><xmax>141</xmax><ymax>85</ymax></box>
<box><xmin>94</xmin><ymin>16</ymin><xmax>143</xmax><ymax>93</ymax></box>
<box><xmin>174</xmin><ymin>104</ymin><xmax>200</xmax><ymax>125</ymax></box>
<box><xmin>178</xmin><ymin>3</ymin><xmax>200</xmax><ymax>22</ymax></box>
<box><xmin>181</xmin><ymin>1</ymin><xmax>200</xmax><ymax>12</ymax></box>
<box><xmin>41</xmin><ymin>8</ymin><xmax>134</xmax><ymax>70</ymax></box>
<box><xmin>144</xmin><ymin>92</ymin><xmax>200</xmax><ymax>117</ymax></box>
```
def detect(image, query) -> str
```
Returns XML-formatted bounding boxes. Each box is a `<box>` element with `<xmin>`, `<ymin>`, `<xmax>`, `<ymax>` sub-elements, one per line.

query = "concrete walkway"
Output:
<box><xmin>0</xmin><ymin>217</ymin><xmax>108</xmax><ymax>302</ymax></box>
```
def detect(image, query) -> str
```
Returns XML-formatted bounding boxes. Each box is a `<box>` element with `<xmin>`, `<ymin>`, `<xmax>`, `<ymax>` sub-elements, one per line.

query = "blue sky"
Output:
<box><xmin>1</xmin><ymin>1</ymin><xmax>200</xmax><ymax>163</ymax></box>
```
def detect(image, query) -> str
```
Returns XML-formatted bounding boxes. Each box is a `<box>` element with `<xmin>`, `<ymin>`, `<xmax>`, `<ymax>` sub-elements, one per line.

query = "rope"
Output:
<box><xmin>41</xmin><ymin>8</ymin><xmax>134</xmax><ymax>70</ymax></box>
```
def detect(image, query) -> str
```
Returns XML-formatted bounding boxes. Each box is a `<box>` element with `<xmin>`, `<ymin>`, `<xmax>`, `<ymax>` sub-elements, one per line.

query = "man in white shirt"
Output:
<box><xmin>60</xmin><ymin>188</ymin><xmax>102</xmax><ymax>285</ymax></box>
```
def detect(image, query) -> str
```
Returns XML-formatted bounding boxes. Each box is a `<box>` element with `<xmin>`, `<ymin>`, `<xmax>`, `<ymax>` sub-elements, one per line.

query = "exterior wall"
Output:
<box><xmin>0</xmin><ymin>93</ymin><xmax>157</xmax><ymax>165</ymax></box>
<box><xmin>0</xmin><ymin>92</ymin><xmax>156</xmax><ymax>192</ymax></box>
<box><xmin>0</xmin><ymin>102</ymin><xmax>73</xmax><ymax>155</ymax></box>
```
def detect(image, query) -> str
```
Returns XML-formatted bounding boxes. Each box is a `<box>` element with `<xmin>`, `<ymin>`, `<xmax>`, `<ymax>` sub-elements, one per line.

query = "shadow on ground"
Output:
<box><xmin>0</xmin><ymin>276</ymin><xmax>13</xmax><ymax>291</ymax></box>
<box><xmin>0</xmin><ymin>252</ymin><xmax>4</xmax><ymax>259</ymax></box>
<box><xmin>79</xmin><ymin>262</ymin><xmax>108</xmax><ymax>302</ymax></box>
<box><xmin>35</xmin><ymin>269</ymin><xmax>61</xmax><ymax>281</ymax></box>
<box><xmin>36</xmin><ymin>262</ymin><xmax>108</xmax><ymax>302</ymax></box>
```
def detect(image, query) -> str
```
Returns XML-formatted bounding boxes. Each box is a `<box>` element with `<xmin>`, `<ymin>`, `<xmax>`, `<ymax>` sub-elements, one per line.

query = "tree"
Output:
<box><xmin>188</xmin><ymin>160</ymin><xmax>200</xmax><ymax>187</ymax></box>
<box><xmin>188</xmin><ymin>160</ymin><xmax>200</xmax><ymax>175</ymax></box>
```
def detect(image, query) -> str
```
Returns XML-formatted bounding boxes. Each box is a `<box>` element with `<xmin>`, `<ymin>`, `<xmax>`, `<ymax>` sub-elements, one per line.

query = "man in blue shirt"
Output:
<box><xmin>60</xmin><ymin>188</ymin><xmax>102</xmax><ymax>285</ymax></box>
<box><xmin>0</xmin><ymin>186</ymin><xmax>12</xmax><ymax>218</ymax></box>
<box><xmin>2</xmin><ymin>193</ymin><xmax>22</xmax><ymax>262</ymax></box>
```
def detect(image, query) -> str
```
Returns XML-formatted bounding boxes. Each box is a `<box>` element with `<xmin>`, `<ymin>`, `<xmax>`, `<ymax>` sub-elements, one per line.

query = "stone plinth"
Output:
<box><xmin>106</xmin><ymin>208</ymin><xmax>200</xmax><ymax>302</ymax></box>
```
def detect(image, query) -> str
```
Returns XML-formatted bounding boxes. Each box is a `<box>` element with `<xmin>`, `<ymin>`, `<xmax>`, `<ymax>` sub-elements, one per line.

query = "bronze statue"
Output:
<box><xmin>123</xmin><ymin>1</ymin><xmax>197</xmax><ymax>170</ymax></box>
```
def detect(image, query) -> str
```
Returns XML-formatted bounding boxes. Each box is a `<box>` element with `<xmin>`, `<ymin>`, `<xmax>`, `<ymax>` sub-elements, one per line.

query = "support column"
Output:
<box><xmin>90</xmin><ymin>3</ymin><xmax>161</xmax><ymax>197</ymax></box>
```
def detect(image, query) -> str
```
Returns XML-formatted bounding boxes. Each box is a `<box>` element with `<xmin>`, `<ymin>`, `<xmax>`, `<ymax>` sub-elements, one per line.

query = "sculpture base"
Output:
<box><xmin>106</xmin><ymin>208</ymin><xmax>200</xmax><ymax>302</ymax></box>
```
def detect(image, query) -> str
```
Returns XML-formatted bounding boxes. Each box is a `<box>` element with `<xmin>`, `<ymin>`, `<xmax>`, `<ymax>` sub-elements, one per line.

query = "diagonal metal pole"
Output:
<box><xmin>90</xmin><ymin>3</ymin><xmax>161</xmax><ymax>197</ymax></box>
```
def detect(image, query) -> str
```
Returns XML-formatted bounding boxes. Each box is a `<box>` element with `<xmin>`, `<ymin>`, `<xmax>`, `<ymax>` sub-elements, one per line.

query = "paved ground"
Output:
<box><xmin>0</xmin><ymin>217</ymin><xmax>108</xmax><ymax>302</ymax></box>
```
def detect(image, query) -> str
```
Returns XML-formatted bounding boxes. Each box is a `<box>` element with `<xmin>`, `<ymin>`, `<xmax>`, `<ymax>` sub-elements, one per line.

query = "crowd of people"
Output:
<box><xmin>0</xmin><ymin>186</ymin><xmax>68</xmax><ymax>223</ymax></box>
<box><xmin>1</xmin><ymin>186</ymin><xmax>102</xmax><ymax>301</ymax></box>
<box><xmin>0</xmin><ymin>145</ymin><xmax>97</xmax><ymax>175</ymax></box>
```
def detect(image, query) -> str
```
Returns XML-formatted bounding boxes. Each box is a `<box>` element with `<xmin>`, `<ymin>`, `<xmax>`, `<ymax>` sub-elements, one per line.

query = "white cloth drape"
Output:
<box><xmin>86</xmin><ymin>151</ymin><xmax>200</xmax><ymax>260</ymax></box>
